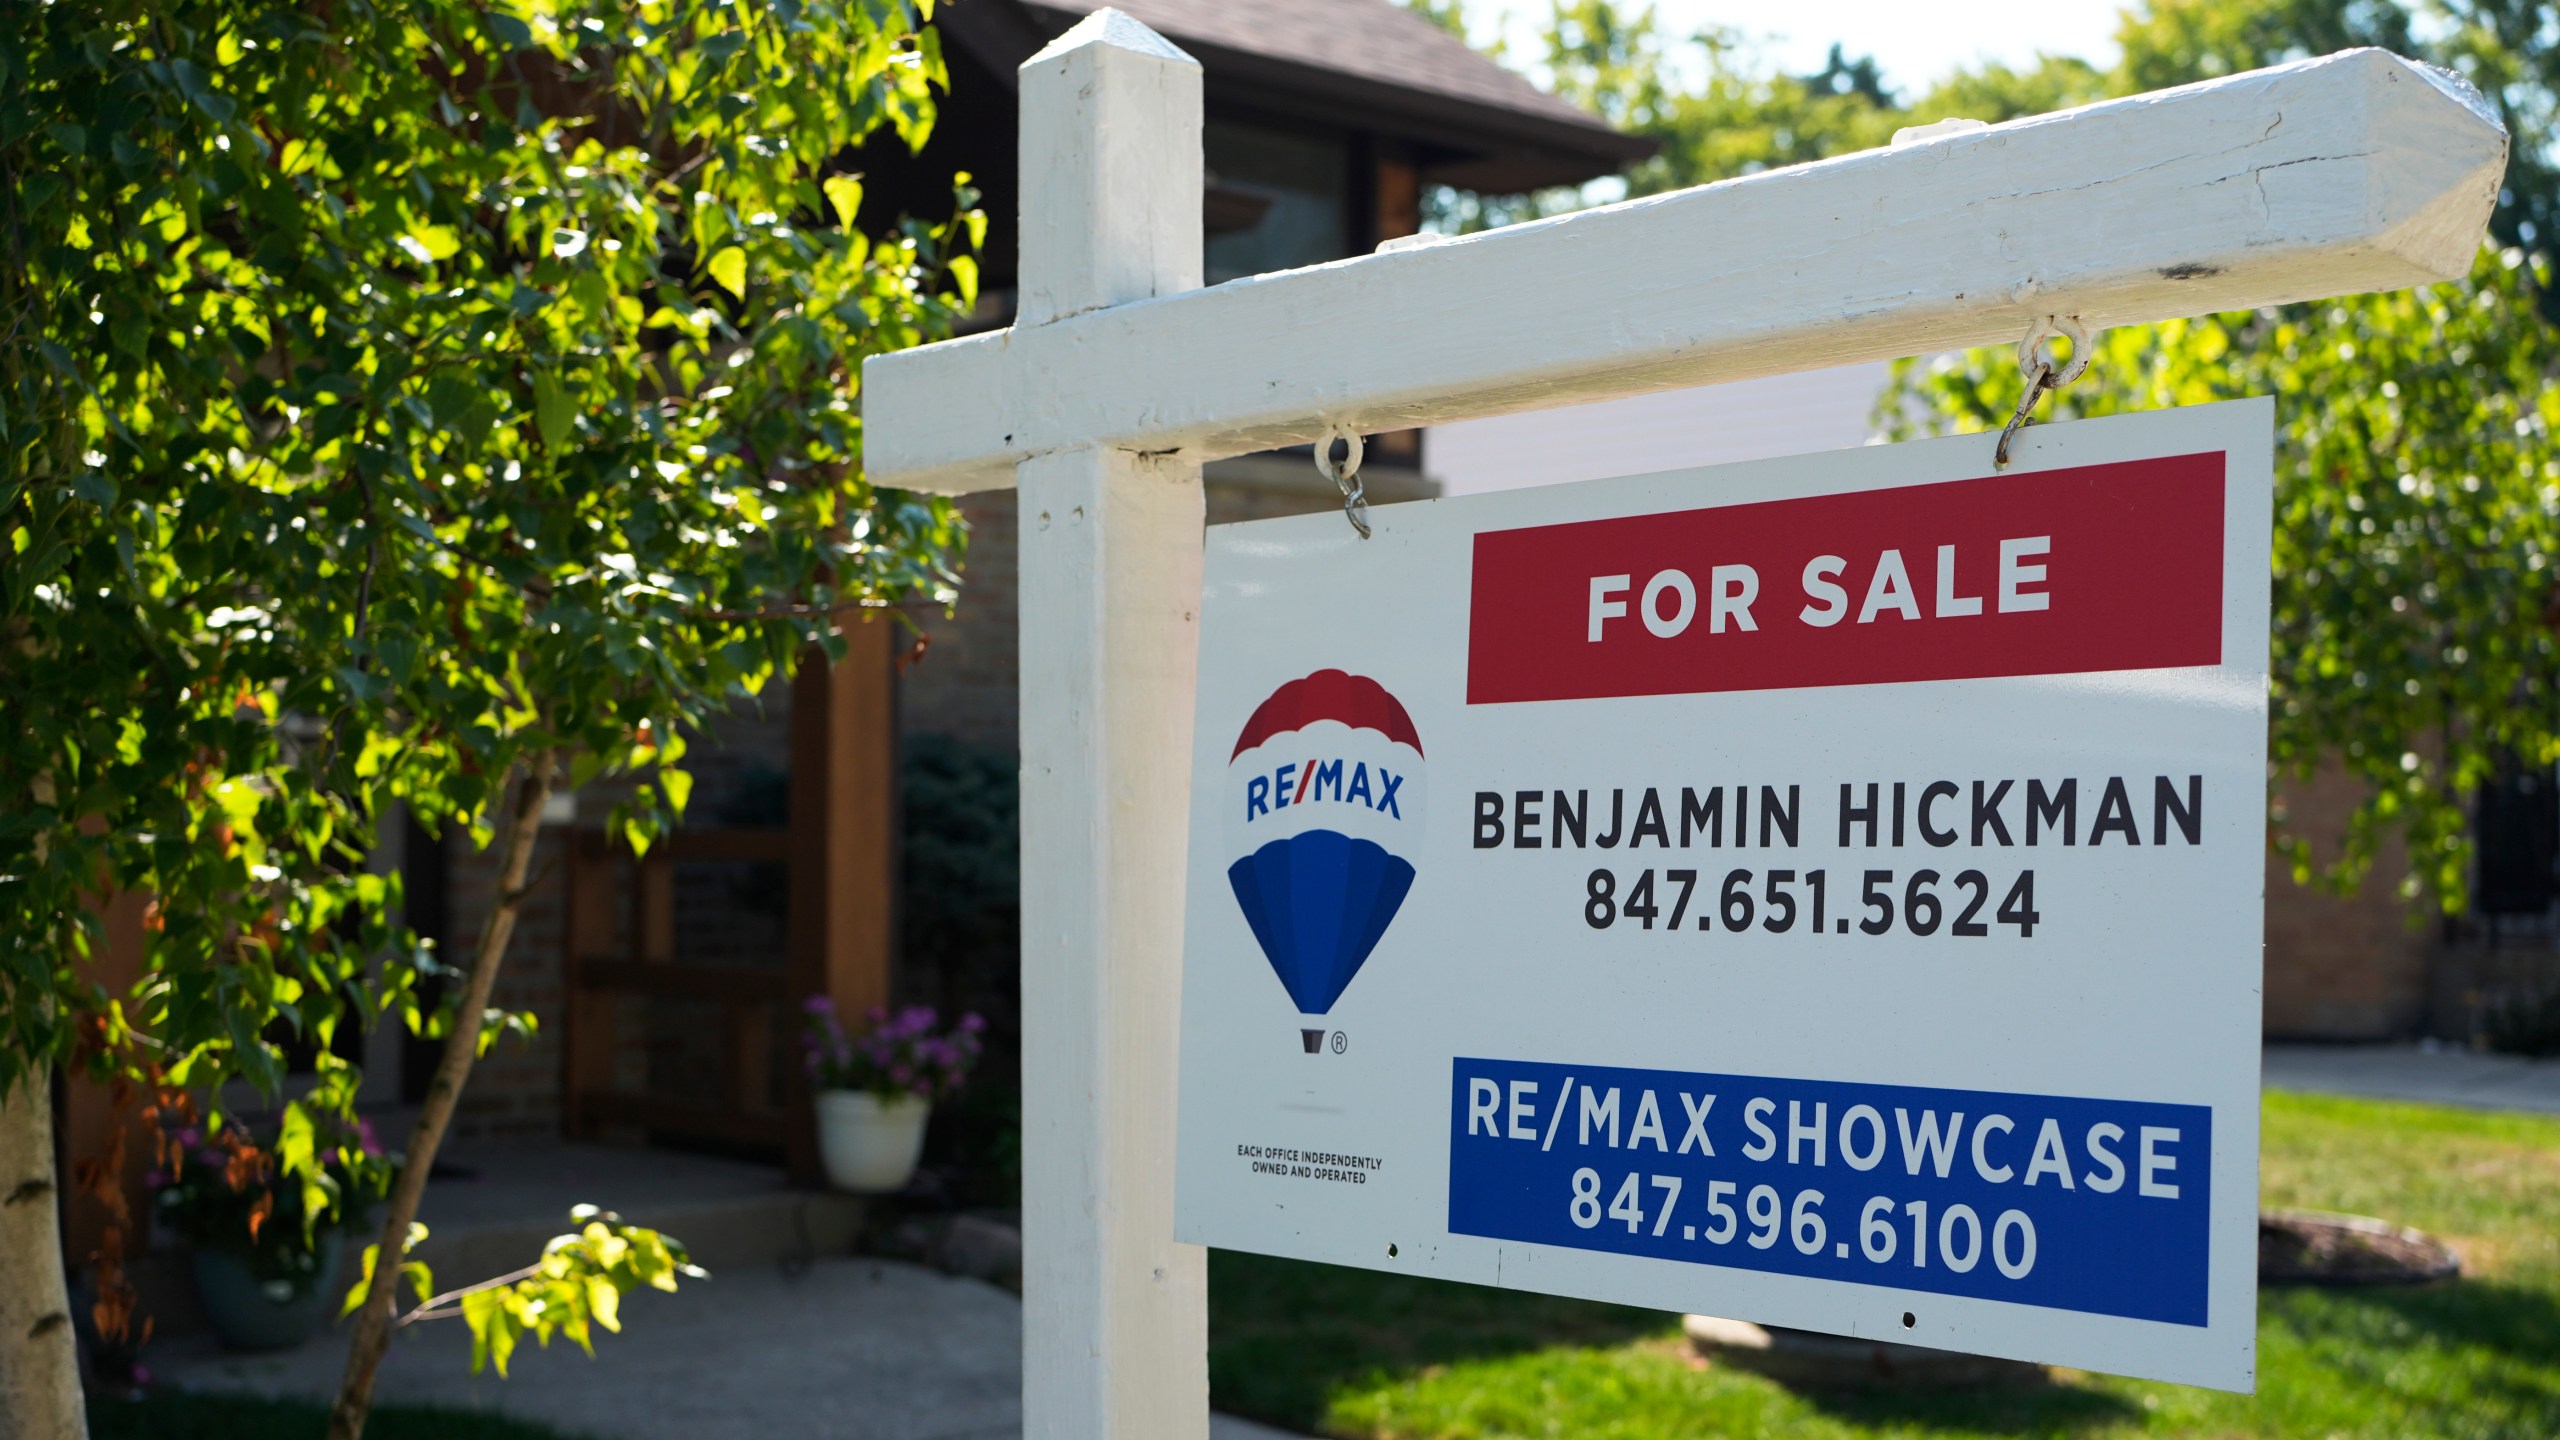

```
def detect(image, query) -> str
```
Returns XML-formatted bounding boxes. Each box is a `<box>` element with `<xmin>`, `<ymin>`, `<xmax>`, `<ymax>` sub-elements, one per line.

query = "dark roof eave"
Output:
<box><xmin>940</xmin><ymin>4</ymin><xmax>1653</xmax><ymax>195</ymax></box>
<box><xmin>1183</xmin><ymin>38</ymin><xmax>1655</xmax><ymax>189</ymax></box>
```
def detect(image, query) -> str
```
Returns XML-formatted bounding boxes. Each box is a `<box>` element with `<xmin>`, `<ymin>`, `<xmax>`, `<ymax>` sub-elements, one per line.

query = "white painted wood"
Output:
<box><xmin>1017</xmin><ymin>8</ymin><xmax>1204</xmax><ymax>326</ymax></box>
<box><xmin>1426</xmin><ymin>361</ymin><xmax>1892</xmax><ymax>495</ymax></box>
<box><xmin>864</xmin><ymin>46</ymin><xmax>2505</xmax><ymax>494</ymax></box>
<box><xmin>1011</xmin><ymin>11</ymin><xmax>1210</xmax><ymax>1440</ymax></box>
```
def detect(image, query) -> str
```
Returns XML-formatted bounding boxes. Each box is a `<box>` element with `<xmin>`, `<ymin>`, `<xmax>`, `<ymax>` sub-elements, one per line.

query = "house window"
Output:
<box><xmin>1205</xmin><ymin>120</ymin><xmax>1348</xmax><ymax>284</ymax></box>
<box><xmin>2476</xmin><ymin>761</ymin><xmax>2558</xmax><ymax>923</ymax></box>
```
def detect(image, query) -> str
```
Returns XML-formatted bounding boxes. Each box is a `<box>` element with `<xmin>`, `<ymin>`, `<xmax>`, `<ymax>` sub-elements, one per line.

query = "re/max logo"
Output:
<box><xmin>1244</xmin><ymin>760</ymin><xmax>1407</xmax><ymax>822</ymax></box>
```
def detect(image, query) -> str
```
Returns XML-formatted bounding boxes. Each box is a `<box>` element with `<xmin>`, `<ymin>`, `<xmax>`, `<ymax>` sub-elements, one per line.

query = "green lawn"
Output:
<box><xmin>1209</xmin><ymin>1090</ymin><xmax>2560</xmax><ymax>1439</ymax></box>
<box><xmin>91</xmin><ymin>1393</ymin><xmax>579</xmax><ymax>1440</ymax></box>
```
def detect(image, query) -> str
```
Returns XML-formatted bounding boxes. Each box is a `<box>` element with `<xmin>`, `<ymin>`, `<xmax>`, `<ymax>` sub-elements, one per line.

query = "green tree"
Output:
<box><xmin>2437</xmin><ymin>0</ymin><xmax>2560</xmax><ymax>319</ymax></box>
<box><xmin>1</xmin><ymin>2</ymin><xmax>974</xmax><ymax>1435</ymax></box>
<box><xmin>1533</xmin><ymin>0</ymin><xmax>2109</xmax><ymax>196</ymax></box>
<box><xmin>1400</xmin><ymin>0</ymin><xmax>1475</xmax><ymax>41</ymax></box>
<box><xmin>1890</xmin><ymin>247</ymin><xmax>2560</xmax><ymax>905</ymax></box>
<box><xmin>1887</xmin><ymin>0</ymin><xmax>2560</xmax><ymax>906</ymax></box>
<box><xmin>1513</xmin><ymin>0</ymin><xmax>2560</xmax><ymax>908</ymax></box>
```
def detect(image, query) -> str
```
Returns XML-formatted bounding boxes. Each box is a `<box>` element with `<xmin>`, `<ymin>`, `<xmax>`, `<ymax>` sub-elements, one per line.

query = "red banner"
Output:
<box><xmin>1466</xmin><ymin>453</ymin><xmax>2226</xmax><ymax>704</ymax></box>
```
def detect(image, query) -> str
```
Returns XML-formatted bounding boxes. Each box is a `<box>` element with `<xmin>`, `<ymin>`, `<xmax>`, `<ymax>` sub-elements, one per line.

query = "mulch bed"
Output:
<box><xmin>2259</xmin><ymin>1208</ymin><xmax>2461</xmax><ymax>1286</ymax></box>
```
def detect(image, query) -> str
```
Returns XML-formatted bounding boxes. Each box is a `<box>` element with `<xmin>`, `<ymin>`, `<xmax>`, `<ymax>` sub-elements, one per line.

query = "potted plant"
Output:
<box><xmin>802</xmin><ymin>999</ymin><xmax>984</xmax><ymax>1193</ymax></box>
<box><xmin>153</xmin><ymin>1112</ymin><xmax>394</xmax><ymax>1351</ymax></box>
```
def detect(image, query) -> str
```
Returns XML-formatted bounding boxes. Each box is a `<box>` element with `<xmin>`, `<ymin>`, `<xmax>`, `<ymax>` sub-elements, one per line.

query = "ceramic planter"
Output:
<box><xmin>191</xmin><ymin>1230</ymin><xmax>345</xmax><ymax>1351</ymax></box>
<box><xmin>816</xmin><ymin>1089</ymin><xmax>930</xmax><ymax>1193</ymax></box>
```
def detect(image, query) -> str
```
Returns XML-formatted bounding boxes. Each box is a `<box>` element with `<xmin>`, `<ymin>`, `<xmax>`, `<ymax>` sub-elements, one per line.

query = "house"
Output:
<box><xmin>380</xmin><ymin>0</ymin><xmax>1652</xmax><ymax>1177</ymax></box>
<box><xmin>56</xmin><ymin>0</ymin><xmax>1646</xmax><ymax>1325</ymax></box>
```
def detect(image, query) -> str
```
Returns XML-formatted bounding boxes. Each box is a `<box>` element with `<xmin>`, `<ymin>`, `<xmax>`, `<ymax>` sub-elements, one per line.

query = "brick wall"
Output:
<box><xmin>900</xmin><ymin>492</ymin><xmax>1022</xmax><ymax>752</ymax></box>
<box><xmin>439</xmin><ymin>826</ymin><xmax>569</xmax><ymax>1139</ymax></box>
<box><xmin>899</xmin><ymin>455</ymin><xmax>1433</xmax><ymax>751</ymax></box>
<box><xmin>431</xmin><ymin>694</ymin><xmax>799</xmax><ymax>1142</ymax></box>
<box><xmin>2262</xmin><ymin>764</ymin><xmax>2433</xmax><ymax>1040</ymax></box>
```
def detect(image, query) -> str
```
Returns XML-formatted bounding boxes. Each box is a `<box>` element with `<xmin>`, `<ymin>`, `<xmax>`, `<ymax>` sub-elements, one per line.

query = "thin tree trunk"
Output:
<box><xmin>326</xmin><ymin>755</ymin><xmax>554</xmax><ymax>1440</ymax></box>
<box><xmin>0</xmin><ymin>1067</ymin><xmax>87</xmax><ymax>1440</ymax></box>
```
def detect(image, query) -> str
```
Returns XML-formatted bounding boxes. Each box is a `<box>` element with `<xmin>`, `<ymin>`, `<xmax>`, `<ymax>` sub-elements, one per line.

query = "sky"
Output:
<box><xmin>1486</xmin><ymin>0</ymin><xmax>2130</xmax><ymax>96</ymax></box>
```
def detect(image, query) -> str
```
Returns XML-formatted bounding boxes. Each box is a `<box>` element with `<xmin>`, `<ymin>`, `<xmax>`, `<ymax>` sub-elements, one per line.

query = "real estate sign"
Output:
<box><xmin>1173</xmin><ymin>401</ymin><xmax>2273</xmax><ymax>1391</ymax></box>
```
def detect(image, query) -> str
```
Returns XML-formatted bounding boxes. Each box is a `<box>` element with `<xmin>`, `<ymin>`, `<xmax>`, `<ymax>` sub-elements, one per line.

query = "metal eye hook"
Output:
<box><xmin>1995</xmin><ymin>313</ymin><xmax>2096</xmax><ymax>469</ymax></box>
<box><xmin>1314</xmin><ymin>424</ymin><xmax>1371</xmax><ymax>539</ymax></box>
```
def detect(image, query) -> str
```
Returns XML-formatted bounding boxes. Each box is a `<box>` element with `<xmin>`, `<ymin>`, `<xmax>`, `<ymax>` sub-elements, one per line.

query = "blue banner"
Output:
<box><xmin>1448</xmin><ymin>1059</ymin><xmax>2213</xmax><ymax>1326</ymax></box>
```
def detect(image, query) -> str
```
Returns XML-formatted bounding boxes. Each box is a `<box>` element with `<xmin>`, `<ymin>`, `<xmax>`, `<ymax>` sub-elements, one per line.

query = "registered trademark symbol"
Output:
<box><xmin>1331</xmin><ymin>1031</ymin><xmax>1347</xmax><ymax>1054</ymax></box>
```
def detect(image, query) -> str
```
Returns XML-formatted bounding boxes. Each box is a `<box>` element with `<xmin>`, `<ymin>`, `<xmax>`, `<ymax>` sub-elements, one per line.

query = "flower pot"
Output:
<box><xmin>191</xmin><ymin>1230</ymin><xmax>345</xmax><ymax>1352</ymax></box>
<box><xmin>816</xmin><ymin>1090</ymin><xmax>930</xmax><ymax>1193</ymax></box>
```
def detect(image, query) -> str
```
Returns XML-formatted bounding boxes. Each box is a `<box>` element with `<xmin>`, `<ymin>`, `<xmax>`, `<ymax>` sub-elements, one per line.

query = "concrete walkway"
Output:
<box><xmin>155</xmin><ymin>1256</ymin><xmax>1296</xmax><ymax>1440</ymax></box>
<box><xmin>2264</xmin><ymin>1041</ymin><xmax>2560</xmax><ymax>1114</ymax></box>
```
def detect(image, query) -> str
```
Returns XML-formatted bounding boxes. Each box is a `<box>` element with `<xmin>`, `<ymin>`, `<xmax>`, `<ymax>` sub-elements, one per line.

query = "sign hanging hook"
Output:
<box><xmin>1315</xmin><ymin>424</ymin><xmax>1372</xmax><ymax>539</ymax></box>
<box><xmin>1994</xmin><ymin>313</ymin><xmax>2096</xmax><ymax>469</ymax></box>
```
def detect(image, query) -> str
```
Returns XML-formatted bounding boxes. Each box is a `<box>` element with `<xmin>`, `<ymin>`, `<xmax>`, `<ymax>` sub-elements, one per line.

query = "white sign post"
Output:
<box><xmin>1011</xmin><ymin>14</ymin><xmax>1209</xmax><ymax>1440</ymax></box>
<box><xmin>859</xmin><ymin>10</ymin><xmax>2503</xmax><ymax>1435</ymax></box>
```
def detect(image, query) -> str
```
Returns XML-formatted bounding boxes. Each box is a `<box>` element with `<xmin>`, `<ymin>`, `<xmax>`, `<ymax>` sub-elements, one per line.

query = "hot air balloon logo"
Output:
<box><xmin>1224</xmin><ymin>670</ymin><xmax>1425</xmax><ymax>1049</ymax></box>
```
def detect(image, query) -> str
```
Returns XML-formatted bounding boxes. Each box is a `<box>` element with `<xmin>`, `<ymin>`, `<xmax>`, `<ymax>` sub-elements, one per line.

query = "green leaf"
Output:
<box><xmin>277</xmin><ymin>1101</ymin><xmax>317</xmax><ymax>1179</ymax></box>
<box><xmin>423</xmin><ymin>376</ymin><xmax>478</xmax><ymax>428</ymax></box>
<box><xmin>486</xmin><ymin>10</ymin><xmax>534</xmax><ymax>49</ymax></box>
<box><xmin>533</xmin><ymin>374</ymin><xmax>574</xmax><ymax>450</ymax></box>
<box><xmin>463</xmin><ymin>1286</ymin><xmax>516</xmax><ymax>1375</ymax></box>
<box><xmin>823</xmin><ymin>175</ymin><xmax>863</xmax><ymax>230</ymax></box>
<box><xmin>398</xmin><ymin>225</ymin><xmax>461</xmax><ymax>263</ymax></box>
<box><xmin>708</xmin><ymin>247</ymin><xmax>748</xmax><ymax>299</ymax></box>
<box><xmin>342</xmin><ymin>1243</ymin><xmax>380</xmax><ymax>1318</ymax></box>
<box><xmin>168</xmin><ymin>59</ymin><xmax>238</xmax><ymax>123</ymax></box>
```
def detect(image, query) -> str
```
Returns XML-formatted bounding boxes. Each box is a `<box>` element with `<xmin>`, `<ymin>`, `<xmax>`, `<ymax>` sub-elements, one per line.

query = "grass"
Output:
<box><xmin>90</xmin><ymin>1392</ymin><xmax>582</xmax><ymax>1440</ymax></box>
<box><xmin>1208</xmin><ymin>1090</ymin><xmax>2560</xmax><ymax>1439</ymax></box>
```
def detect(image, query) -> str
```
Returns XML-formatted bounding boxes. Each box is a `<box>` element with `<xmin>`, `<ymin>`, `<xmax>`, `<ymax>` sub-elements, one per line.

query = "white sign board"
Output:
<box><xmin>1173</xmin><ymin>401</ymin><xmax>2272</xmax><ymax>1391</ymax></box>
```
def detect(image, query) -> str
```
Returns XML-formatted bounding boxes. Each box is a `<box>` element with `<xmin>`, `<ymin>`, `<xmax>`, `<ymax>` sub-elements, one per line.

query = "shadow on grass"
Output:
<box><xmin>2261</xmin><ymin>1276</ymin><xmax>2560</xmax><ymax>1433</ymax></box>
<box><xmin>2310</xmin><ymin>1273</ymin><xmax>2560</xmax><ymax>1366</ymax></box>
<box><xmin>93</xmin><ymin>1392</ymin><xmax>577</xmax><ymax>1440</ymax></box>
<box><xmin>1210</xmin><ymin>1249</ymin><xmax>1665</xmax><ymax>1431</ymax></box>
<box><xmin>1210</xmin><ymin>1250</ymin><xmax>2140</xmax><ymax>1436</ymax></box>
<box><xmin>1786</xmin><ymin>1372</ymin><xmax>2140</xmax><ymax>1435</ymax></box>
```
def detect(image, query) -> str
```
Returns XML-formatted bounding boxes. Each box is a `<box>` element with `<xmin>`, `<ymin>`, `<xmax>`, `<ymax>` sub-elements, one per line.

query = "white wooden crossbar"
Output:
<box><xmin>863</xmin><ymin>46</ymin><xmax>2504</xmax><ymax>495</ymax></box>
